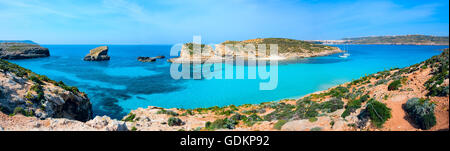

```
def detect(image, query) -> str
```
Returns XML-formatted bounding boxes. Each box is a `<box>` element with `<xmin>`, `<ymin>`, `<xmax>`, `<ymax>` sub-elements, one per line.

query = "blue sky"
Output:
<box><xmin>0</xmin><ymin>0</ymin><xmax>448</xmax><ymax>44</ymax></box>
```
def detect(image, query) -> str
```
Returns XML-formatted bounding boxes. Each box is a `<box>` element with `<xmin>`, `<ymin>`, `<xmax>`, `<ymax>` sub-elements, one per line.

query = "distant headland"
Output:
<box><xmin>0</xmin><ymin>41</ymin><xmax>50</xmax><ymax>59</ymax></box>
<box><xmin>309</xmin><ymin>35</ymin><xmax>449</xmax><ymax>45</ymax></box>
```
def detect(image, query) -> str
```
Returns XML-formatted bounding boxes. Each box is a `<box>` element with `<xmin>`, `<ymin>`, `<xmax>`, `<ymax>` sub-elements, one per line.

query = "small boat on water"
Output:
<box><xmin>339</xmin><ymin>52</ymin><xmax>350</xmax><ymax>58</ymax></box>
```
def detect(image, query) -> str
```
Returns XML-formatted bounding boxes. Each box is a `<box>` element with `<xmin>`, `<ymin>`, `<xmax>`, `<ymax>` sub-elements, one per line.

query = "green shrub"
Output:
<box><xmin>328</xmin><ymin>86</ymin><xmax>349</xmax><ymax>98</ymax></box>
<box><xmin>320</xmin><ymin>97</ymin><xmax>344</xmax><ymax>113</ymax></box>
<box><xmin>309</xmin><ymin>117</ymin><xmax>318</xmax><ymax>122</ymax></box>
<box><xmin>156</xmin><ymin>109</ymin><xmax>179</xmax><ymax>116</ymax></box>
<box><xmin>229</xmin><ymin>105</ymin><xmax>239</xmax><ymax>111</ymax></box>
<box><xmin>346</xmin><ymin>99</ymin><xmax>362</xmax><ymax>113</ymax></box>
<box><xmin>341</xmin><ymin>109</ymin><xmax>350</xmax><ymax>118</ymax></box>
<box><xmin>29</xmin><ymin>75</ymin><xmax>43</xmax><ymax>85</ymax></box>
<box><xmin>205</xmin><ymin>118</ymin><xmax>238</xmax><ymax>130</ymax></box>
<box><xmin>217</xmin><ymin>109</ymin><xmax>234</xmax><ymax>116</ymax></box>
<box><xmin>230</xmin><ymin>113</ymin><xmax>246</xmax><ymax>121</ymax></box>
<box><xmin>243</xmin><ymin>114</ymin><xmax>262</xmax><ymax>126</ymax></box>
<box><xmin>294</xmin><ymin>98</ymin><xmax>320</xmax><ymax>119</ymax></box>
<box><xmin>330</xmin><ymin>121</ymin><xmax>335</xmax><ymax>127</ymax></box>
<box><xmin>264</xmin><ymin>103</ymin><xmax>295</xmax><ymax>121</ymax></box>
<box><xmin>273</xmin><ymin>120</ymin><xmax>288</xmax><ymax>130</ymax></box>
<box><xmin>168</xmin><ymin>117</ymin><xmax>183</xmax><ymax>126</ymax></box>
<box><xmin>123</xmin><ymin>113</ymin><xmax>136</xmax><ymax>122</ymax></box>
<box><xmin>359</xmin><ymin>94</ymin><xmax>370</xmax><ymax>102</ymax></box>
<box><xmin>56</xmin><ymin>81</ymin><xmax>81</xmax><ymax>94</ymax></box>
<box><xmin>375</xmin><ymin>79</ymin><xmax>389</xmax><ymax>86</ymax></box>
<box><xmin>404</xmin><ymin>98</ymin><xmax>436</xmax><ymax>130</ymax></box>
<box><xmin>12</xmin><ymin>107</ymin><xmax>33</xmax><ymax>117</ymax></box>
<box><xmin>131</xmin><ymin>126</ymin><xmax>137</xmax><ymax>131</ymax></box>
<box><xmin>181</xmin><ymin>109</ymin><xmax>194</xmax><ymax>116</ymax></box>
<box><xmin>310</xmin><ymin>127</ymin><xmax>322</xmax><ymax>131</ymax></box>
<box><xmin>388</xmin><ymin>80</ymin><xmax>402</xmax><ymax>91</ymax></box>
<box><xmin>366</xmin><ymin>99</ymin><xmax>391</xmax><ymax>128</ymax></box>
<box><xmin>38</xmin><ymin>75</ymin><xmax>50</xmax><ymax>82</ymax></box>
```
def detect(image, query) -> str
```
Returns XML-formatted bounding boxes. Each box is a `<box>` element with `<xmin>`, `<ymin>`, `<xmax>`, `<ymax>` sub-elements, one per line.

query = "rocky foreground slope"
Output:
<box><xmin>169</xmin><ymin>38</ymin><xmax>342</xmax><ymax>63</ymax></box>
<box><xmin>0</xmin><ymin>42</ymin><xmax>50</xmax><ymax>59</ymax></box>
<box><xmin>0</xmin><ymin>59</ymin><xmax>126</xmax><ymax>130</ymax></box>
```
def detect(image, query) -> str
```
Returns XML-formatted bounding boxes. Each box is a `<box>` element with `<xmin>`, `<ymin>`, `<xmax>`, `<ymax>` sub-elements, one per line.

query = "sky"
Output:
<box><xmin>0</xmin><ymin>0</ymin><xmax>448</xmax><ymax>44</ymax></box>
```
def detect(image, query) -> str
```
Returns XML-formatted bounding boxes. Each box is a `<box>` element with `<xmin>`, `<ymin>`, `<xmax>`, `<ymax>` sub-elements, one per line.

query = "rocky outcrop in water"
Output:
<box><xmin>137</xmin><ymin>56</ymin><xmax>165</xmax><ymax>62</ymax></box>
<box><xmin>83</xmin><ymin>46</ymin><xmax>110</xmax><ymax>61</ymax></box>
<box><xmin>0</xmin><ymin>59</ymin><xmax>92</xmax><ymax>122</ymax></box>
<box><xmin>137</xmin><ymin>57</ymin><xmax>156</xmax><ymax>62</ymax></box>
<box><xmin>0</xmin><ymin>42</ymin><xmax>50</xmax><ymax>59</ymax></box>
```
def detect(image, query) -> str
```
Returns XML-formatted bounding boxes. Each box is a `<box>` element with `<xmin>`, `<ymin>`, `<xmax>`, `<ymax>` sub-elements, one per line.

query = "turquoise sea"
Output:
<box><xmin>9</xmin><ymin>45</ymin><xmax>448</xmax><ymax>119</ymax></box>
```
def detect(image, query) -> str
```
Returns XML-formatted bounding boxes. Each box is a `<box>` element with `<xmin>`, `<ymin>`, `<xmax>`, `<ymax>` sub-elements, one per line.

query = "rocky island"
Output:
<box><xmin>168</xmin><ymin>38</ymin><xmax>342</xmax><ymax>63</ymax></box>
<box><xmin>0</xmin><ymin>42</ymin><xmax>50</xmax><ymax>59</ymax></box>
<box><xmin>83</xmin><ymin>46</ymin><xmax>110</xmax><ymax>61</ymax></box>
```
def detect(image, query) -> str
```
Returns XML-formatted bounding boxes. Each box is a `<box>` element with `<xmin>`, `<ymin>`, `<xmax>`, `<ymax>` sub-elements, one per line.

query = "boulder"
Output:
<box><xmin>83</xmin><ymin>46</ymin><xmax>110</xmax><ymax>61</ymax></box>
<box><xmin>85</xmin><ymin>116</ymin><xmax>128</xmax><ymax>131</ymax></box>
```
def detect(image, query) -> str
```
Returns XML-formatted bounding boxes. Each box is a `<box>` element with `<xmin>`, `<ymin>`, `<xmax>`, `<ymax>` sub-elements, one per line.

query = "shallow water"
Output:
<box><xmin>9</xmin><ymin>44</ymin><xmax>448</xmax><ymax>119</ymax></box>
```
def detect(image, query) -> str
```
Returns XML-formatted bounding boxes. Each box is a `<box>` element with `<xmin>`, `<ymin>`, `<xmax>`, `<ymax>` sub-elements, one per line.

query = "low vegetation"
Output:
<box><xmin>424</xmin><ymin>49</ymin><xmax>449</xmax><ymax>97</ymax></box>
<box><xmin>404</xmin><ymin>98</ymin><xmax>436</xmax><ymax>130</ymax></box>
<box><xmin>10</xmin><ymin>107</ymin><xmax>34</xmax><ymax>117</ymax></box>
<box><xmin>205</xmin><ymin>118</ymin><xmax>238</xmax><ymax>130</ymax></box>
<box><xmin>365</xmin><ymin>99</ymin><xmax>391</xmax><ymax>128</ymax></box>
<box><xmin>156</xmin><ymin>109</ymin><xmax>179</xmax><ymax>116</ymax></box>
<box><xmin>388</xmin><ymin>80</ymin><xmax>402</xmax><ymax>91</ymax></box>
<box><xmin>273</xmin><ymin>120</ymin><xmax>288</xmax><ymax>130</ymax></box>
<box><xmin>168</xmin><ymin>117</ymin><xmax>183</xmax><ymax>126</ymax></box>
<box><xmin>123</xmin><ymin>113</ymin><xmax>136</xmax><ymax>122</ymax></box>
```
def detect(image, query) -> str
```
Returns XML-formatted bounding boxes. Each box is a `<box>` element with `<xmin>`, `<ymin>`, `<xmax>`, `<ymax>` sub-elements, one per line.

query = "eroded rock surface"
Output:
<box><xmin>83</xmin><ymin>46</ymin><xmax>110</xmax><ymax>61</ymax></box>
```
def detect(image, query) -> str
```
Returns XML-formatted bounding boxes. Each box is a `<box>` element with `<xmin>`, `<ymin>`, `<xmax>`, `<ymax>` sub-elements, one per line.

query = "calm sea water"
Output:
<box><xmin>9</xmin><ymin>44</ymin><xmax>448</xmax><ymax>119</ymax></box>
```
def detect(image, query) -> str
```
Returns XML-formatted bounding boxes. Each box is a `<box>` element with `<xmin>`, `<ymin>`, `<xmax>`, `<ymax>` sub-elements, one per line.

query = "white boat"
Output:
<box><xmin>339</xmin><ymin>53</ymin><xmax>350</xmax><ymax>58</ymax></box>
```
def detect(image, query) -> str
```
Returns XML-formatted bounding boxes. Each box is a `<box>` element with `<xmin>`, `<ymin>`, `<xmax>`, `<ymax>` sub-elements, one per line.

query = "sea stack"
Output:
<box><xmin>83</xmin><ymin>46</ymin><xmax>110</xmax><ymax>61</ymax></box>
<box><xmin>0</xmin><ymin>42</ymin><xmax>50</xmax><ymax>59</ymax></box>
